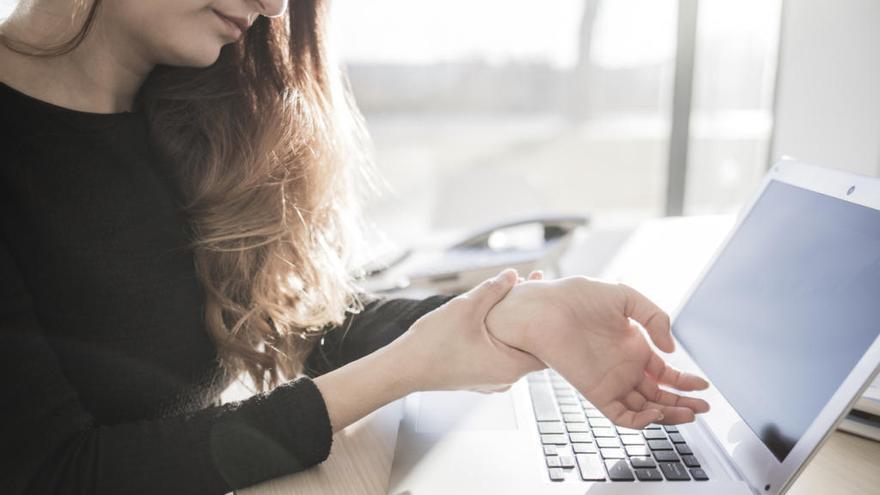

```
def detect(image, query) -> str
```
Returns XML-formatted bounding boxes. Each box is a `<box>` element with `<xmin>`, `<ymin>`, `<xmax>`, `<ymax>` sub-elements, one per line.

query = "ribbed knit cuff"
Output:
<box><xmin>210</xmin><ymin>377</ymin><xmax>333</xmax><ymax>490</ymax></box>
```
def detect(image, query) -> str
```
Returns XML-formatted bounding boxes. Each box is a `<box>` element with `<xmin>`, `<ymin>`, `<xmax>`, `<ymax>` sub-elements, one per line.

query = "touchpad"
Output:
<box><xmin>416</xmin><ymin>390</ymin><xmax>518</xmax><ymax>433</ymax></box>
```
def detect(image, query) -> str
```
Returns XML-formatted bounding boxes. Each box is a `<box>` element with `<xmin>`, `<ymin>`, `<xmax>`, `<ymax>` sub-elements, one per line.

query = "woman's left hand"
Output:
<box><xmin>484</xmin><ymin>276</ymin><xmax>710</xmax><ymax>428</ymax></box>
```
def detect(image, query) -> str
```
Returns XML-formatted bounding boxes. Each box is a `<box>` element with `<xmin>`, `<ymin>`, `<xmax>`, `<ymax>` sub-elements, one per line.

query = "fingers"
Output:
<box><xmin>600</xmin><ymin>370</ymin><xmax>710</xmax><ymax>428</ymax></box>
<box><xmin>620</xmin><ymin>284</ymin><xmax>674</xmax><ymax>353</ymax></box>
<box><xmin>645</xmin><ymin>352</ymin><xmax>709</xmax><ymax>391</ymax></box>
<box><xmin>464</xmin><ymin>268</ymin><xmax>518</xmax><ymax>315</ymax></box>
<box><xmin>620</xmin><ymin>390</ymin><xmax>698</xmax><ymax>425</ymax></box>
<box><xmin>636</xmin><ymin>374</ymin><xmax>710</xmax><ymax>414</ymax></box>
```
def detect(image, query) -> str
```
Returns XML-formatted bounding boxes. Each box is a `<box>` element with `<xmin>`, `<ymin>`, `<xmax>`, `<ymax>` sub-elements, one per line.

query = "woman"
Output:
<box><xmin>0</xmin><ymin>0</ymin><xmax>710</xmax><ymax>493</ymax></box>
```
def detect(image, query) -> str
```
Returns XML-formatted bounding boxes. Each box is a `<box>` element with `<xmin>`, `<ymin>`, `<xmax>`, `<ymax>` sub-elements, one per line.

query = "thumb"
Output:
<box><xmin>619</xmin><ymin>283</ymin><xmax>675</xmax><ymax>353</ymax></box>
<box><xmin>465</xmin><ymin>268</ymin><xmax>518</xmax><ymax>316</ymax></box>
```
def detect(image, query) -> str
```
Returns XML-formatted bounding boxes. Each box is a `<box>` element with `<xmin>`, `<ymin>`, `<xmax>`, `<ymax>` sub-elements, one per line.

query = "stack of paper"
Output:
<box><xmin>839</xmin><ymin>376</ymin><xmax>880</xmax><ymax>441</ymax></box>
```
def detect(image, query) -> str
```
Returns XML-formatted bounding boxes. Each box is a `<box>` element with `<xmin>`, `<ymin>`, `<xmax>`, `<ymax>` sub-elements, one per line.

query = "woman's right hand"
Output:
<box><xmin>393</xmin><ymin>269</ymin><xmax>546</xmax><ymax>394</ymax></box>
<box><xmin>315</xmin><ymin>268</ymin><xmax>546</xmax><ymax>433</ymax></box>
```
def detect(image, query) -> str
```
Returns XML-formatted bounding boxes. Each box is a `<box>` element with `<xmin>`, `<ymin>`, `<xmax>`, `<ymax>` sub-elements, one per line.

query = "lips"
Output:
<box><xmin>212</xmin><ymin>9</ymin><xmax>249</xmax><ymax>38</ymax></box>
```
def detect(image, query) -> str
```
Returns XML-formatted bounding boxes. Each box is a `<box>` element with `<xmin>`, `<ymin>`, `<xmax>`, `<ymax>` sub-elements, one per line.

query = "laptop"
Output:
<box><xmin>386</xmin><ymin>159</ymin><xmax>880</xmax><ymax>494</ymax></box>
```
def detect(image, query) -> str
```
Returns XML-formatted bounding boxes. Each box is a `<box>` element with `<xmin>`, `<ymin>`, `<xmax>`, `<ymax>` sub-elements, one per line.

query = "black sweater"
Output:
<box><xmin>0</xmin><ymin>81</ymin><xmax>449</xmax><ymax>494</ymax></box>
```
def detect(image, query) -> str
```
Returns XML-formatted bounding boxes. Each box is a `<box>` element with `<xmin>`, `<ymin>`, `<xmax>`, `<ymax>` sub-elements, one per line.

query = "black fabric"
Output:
<box><xmin>0</xmin><ymin>81</ymin><xmax>451</xmax><ymax>494</ymax></box>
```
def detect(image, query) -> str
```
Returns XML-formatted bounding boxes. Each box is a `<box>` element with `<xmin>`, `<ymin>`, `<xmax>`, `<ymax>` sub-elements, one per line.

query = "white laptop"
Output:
<box><xmin>386</xmin><ymin>159</ymin><xmax>880</xmax><ymax>495</ymax></box>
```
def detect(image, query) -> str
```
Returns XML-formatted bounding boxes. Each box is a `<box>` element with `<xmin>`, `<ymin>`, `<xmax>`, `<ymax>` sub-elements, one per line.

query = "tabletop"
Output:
<box><xmin>242</xmin><ymin>215</ymin><xmax>880</xmax><ymax>495</ymax></box>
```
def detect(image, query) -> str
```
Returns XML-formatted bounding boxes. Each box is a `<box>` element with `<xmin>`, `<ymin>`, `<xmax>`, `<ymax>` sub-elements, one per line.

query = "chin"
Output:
<box><xmin>163</xmin><ymin>42</ymin><xmax>225</xmax><ymax>68</ymax></box>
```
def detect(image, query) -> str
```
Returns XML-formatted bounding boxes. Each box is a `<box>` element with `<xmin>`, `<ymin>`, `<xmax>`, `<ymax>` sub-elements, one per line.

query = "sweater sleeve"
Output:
<box><xmin>303</xmin><ymin>293</ymin><xmax>454</xmax><ymax>378</ymax></box>
<box><xmin>0</xmin><ymin>240</ymin><xmax>332</xmax><ymax>495</ymax></box>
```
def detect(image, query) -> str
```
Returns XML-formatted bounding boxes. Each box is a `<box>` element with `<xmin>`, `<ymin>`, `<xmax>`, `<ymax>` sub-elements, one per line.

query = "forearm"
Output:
<box><xmin>313</xmin><ymin>336</ymin><xmax>419</xmax><ymax>433</ymax></box>
<box><xmin>304</xmin><ymin>294</ymin><xmax>453</xmax><ymax>377</ymax></box>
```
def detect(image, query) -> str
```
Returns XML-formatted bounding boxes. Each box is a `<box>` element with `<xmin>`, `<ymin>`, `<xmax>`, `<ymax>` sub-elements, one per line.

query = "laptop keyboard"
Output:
<box><xmin>528</xmin><ymin>370</ymin><xmax>709</xmax><ymax>483</ymax></box>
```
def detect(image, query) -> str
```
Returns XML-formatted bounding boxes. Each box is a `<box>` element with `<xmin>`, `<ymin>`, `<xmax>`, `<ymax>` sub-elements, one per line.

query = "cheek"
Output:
<box><xmin>147</xmin><ymin>10</ymin><xmax>229</xmax><ymax>67</ymax></box>
<box><xmin>106</xmin><ymin>1</ymin><xmax>225</xmax><ymax>67</ymax></box>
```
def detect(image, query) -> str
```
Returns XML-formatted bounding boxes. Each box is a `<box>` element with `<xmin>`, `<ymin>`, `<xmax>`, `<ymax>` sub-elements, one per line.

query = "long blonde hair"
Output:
<box><xmin>3</xmin><ymin>0</ymin><xmax>371</xmax><ymax>391</ymax></box>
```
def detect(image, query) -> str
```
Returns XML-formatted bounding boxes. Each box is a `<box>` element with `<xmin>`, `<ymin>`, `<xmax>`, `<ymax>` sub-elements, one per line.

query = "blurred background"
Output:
<box><xmin>333</xmin><ymin>0</ymin><xmax>780</xmax><ymax>245</ymax></box>
<box><xmin>326</xmin><ymin>0</ymin><xmax>879</xmax><ymax>251</ymax></box>
<box><xmin>2</xmin><ymin>0</ymin><xmax>877</xmax><ymax>252</ymax></box>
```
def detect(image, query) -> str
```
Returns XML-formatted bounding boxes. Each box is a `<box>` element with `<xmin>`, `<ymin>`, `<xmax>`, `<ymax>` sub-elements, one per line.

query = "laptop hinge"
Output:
<box><xmin>691</xmin><ymin>414</ymin><xmax>759</xmax><ymax>493</ymax></box>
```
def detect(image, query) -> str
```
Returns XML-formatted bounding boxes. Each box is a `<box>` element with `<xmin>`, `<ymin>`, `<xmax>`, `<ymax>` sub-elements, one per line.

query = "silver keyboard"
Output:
<box><xmin>528</xmin><ymin>370</ymin><xmax>709</xmax><ymax>482</ymax></box>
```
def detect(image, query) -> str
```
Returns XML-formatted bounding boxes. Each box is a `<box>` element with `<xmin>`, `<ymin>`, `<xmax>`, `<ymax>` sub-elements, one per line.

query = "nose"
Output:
<box><xmin>253</xmin><ymin>0</ymin><xmax>287</xmax><ymax>18</ymax></box>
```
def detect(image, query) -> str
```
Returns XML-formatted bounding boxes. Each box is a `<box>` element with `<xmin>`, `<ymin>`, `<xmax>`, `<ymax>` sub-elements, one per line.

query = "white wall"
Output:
<box><xmin>771</xmin><ymin>0</ymin><xmax>880</xmax><ymax>177</ymax></box>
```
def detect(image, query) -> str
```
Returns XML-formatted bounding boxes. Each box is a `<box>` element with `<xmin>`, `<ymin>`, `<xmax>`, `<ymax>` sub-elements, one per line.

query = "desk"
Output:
<box><xmin>243</xmin><ymin>216</ymin><xmax>880</xmax><ymax>495</ymax></box>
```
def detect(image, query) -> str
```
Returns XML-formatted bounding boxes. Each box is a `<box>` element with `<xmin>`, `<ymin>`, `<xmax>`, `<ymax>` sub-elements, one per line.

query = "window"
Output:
<box><xmin>333</xmin><ymin>0</ymin><xmax>679</xmax><ymax>249</ymax></box>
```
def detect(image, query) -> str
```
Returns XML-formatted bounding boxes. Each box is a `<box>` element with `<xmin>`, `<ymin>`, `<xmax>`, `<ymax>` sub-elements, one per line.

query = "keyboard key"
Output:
<box><xmin>659</xmin><ymin>461</ymin><xmax>691</xmax><ymax>481</ymax></box>
<box><xmin>548</xmin><ymin>467</ymin><xmax>565</xmax><ymax>481</ymax></box>
<box><xmin>541</xmin><ymin>434</ymin><xmax>568</xmax><ymax>445</ymax></box>
<box><xmin>625</xmin><ymin>445</ymin><xmax>650</xmax><ymax>457</ymax></box>
<box><xmin>543</xmin><ymin>445</ymin><xmax>557</xmax><ymax>456</ymax></box>
<box><xmin>538</xmin><ymin>422</ymin><xmax>565</xmax><ymax>434</ymax></box>
<box><xmin>605</xmin><ymin>459</ymin><xmax>635</xmax><ymax>481</ymax></box>
<box><xmin>569</xmin><ymin>432</ymin><xmax>592</xmax><ymax>443</ymax></box>
<box><xmin>588</xmin><ymin>417</ymin><xmax>613</xmax><ymax>428</ymax></box>
<box><xmin>586</xmin><ymin>408</ymin><xmax>605</xmax><ymax>418</ymax></box>
<box><xmin>645</xmin><ymin>423</ymin><xmax>662</xmax><ymax>430</ymax></box>
<box><xmin>653</xmin><ymin>450</ymin><xmax>680</xmax><ymax>462</ymax></box>
<box><xmin>547</xmin><ymin>456</ymin><xmax>562</xmax><ymax>468</ymax></box>
<box><xmin>668</xmin><ymin>432</ymin><xmax>685</xmax><ymax>443</ymax></box>
<box><xmin>648</xmin><ymin>439</ymin><xmax>674</xmax><ymax>450</ymax></box>
<box><xmin>596</xmin><ymin>437</ymin><xmax>621</xmax><ymax>448</ymax></box>
<box><xmin>630</xmin><ymin>456</ymin><xmax>657</xmax><ymax>468</ymax></box>
<box><xmin>592</xmin><ymin>427</ymin><xmax>617</xmax><ymax>437</ymax></box>
<box><xmin>564</xmin><ymin>413</ymin><xmax>586</xmax><ymax>423</ymax></box>
<box><xmin>676</xmin><ymin>443</ymin><xmax>694</xmax><ymax>455</ymax></box>
<box><xmin>600</xmin><ymin>447</ymin><xmax>626</xmax><ymax>459</ymax></box>
<box><xmin>616</xmin><ymin>426</ymin><xmax>641</xmax><ymax>434</ymax></box>
<box><xmin>634</xmin><ymin>467</ymin><xmax>663</xmax><ymax>481</ymax></box>
<box><xmin>560</xmin><ymin>455</ymin><xmax>576</xmax><ymax>469</ymax></box>
<box><xmin>567</xmin><ymin>423</ymin><xmax>589</xmax><ymax>433</ymax></box>
<box><xmin>573</xmin><ymin>443</ymin><xmax>598</xmax><ymax>454</ymax></box>
<box><xmin>527</xmin><ymin>372</ymin><xmax>547</xmax><ymax>383</ymax></box>
<box><xmin>664</xmin><ymin>425</ymin><xmax>679</xmax><ymax>433</ymax></box>
<box><xmin>557</xmin><ymin>397</ymin><xmax>579</xmax><ymax>405</ymax></box>
<box><xmin>529</xmin><ymin>383</ymin><xmax>561</xmax><ymax>422</ymax></box>
<box><xmin>643</xmin><ymin>429</ymin><xmax>667</xmax><ymax>440</ymax></box>
<box><xmin>576</xmin><ymin>454</ymin><xmax>606</xmax><ymax>481</ymax></box>
<box><xmin>681</xmin><ymin>454</ymin><xmax>701</xmax><ymax>467</ymax></box>
<box><xmin>689</xmin><ymin>467</ymin><xmax>709</xmax><ymax>481</ymax></box>
<box><xmin>555</xmin><ymin>389</ymin><xmax>576</xmax><ymax>398</ymax></box>
<box><xmin>560</xmin><ymin>404</ymin><xmax>582</xmax><ymax>414</ymax></box>
<box><xmin>620</xmin><ymin>434</ymin><xmax>645</xmax><ymax>445</ymax></box>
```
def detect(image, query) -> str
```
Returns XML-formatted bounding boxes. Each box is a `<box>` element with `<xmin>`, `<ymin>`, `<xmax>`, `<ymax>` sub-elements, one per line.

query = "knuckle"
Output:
<box><xmin>484</xmin><ymin>277</ymin><xmax>506</xmax><ymax>296</ymax></box>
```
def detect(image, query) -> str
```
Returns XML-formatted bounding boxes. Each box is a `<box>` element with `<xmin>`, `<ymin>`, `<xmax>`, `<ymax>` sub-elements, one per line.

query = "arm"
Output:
<box><xmin>303</xmin><ymin>294</ymin><xmax>453</xmax><ymax>378</ymax></box>
<box><xmin>312</xmin><ymin>332</ymin><xmax>418</xmax><ymax>433</ymax></box>
<box><xmin>4</xmin><ymin>231</ymin><xmax>538</xmax><ymax>494</ymax></box>
<box><xmin>314</xmin><ymin>270</ymin><xmax>545</xmax><ymax>432</ymax></box>
<box><xmin>0</xmin><ymin>240</ymin><xmax>332</xmax><ymax>495</ymax></box>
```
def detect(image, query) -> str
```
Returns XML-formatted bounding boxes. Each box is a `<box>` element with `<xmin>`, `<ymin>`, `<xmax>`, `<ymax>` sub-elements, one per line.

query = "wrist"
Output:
<box><xmin>484</xmin><ymin>285</ymin><xmax>539</xmax><ymax>353</ymax></box>
<box><xmin>378</xmin><ymin>332</ymin><xmax>426</xmax><ymax>395</ymax></box>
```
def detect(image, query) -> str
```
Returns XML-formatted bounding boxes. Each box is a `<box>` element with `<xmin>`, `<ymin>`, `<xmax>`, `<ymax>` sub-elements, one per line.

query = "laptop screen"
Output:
<box><xmin>672</xmin><ymin>180</ymin><xmax>880</xmax><ymax>462</ymax></box>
